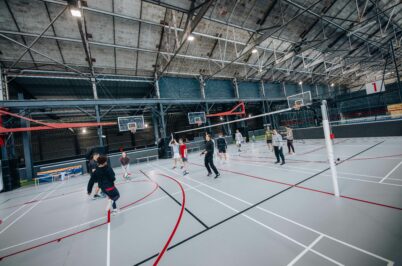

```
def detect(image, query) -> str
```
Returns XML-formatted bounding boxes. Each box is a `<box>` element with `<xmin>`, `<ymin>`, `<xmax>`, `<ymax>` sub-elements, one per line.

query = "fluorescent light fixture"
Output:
<box><xmin>187</xmin><ymin>34</ymin><xmax>195</xmax><ymax>41</ymax></box>
<box><xmin>81</xmin><ymin>128</ymin><xmax>87</xmax><ymax>134</ymax></box>
<box><xmin>70</xmin><ymin>8</ymin><xmax>82</xmax><ymax>17</ymax></box>
<box><xmin>251</xmin><ymin>48</ymin><xmax>258</xmax><ymax>54</ymax></box>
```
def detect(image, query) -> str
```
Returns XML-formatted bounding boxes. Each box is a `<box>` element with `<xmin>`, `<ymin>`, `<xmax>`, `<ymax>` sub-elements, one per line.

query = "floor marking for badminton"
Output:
<box><xmin>153</xmin><ymin>165</ymin><xmax>344</xmax><ymax>266</ymax></box>
<box><xmin>106</xmin><ymin>210</ymin><xmax>111</xmax><ymax>266</ymax></box>
<box><xmin>380</xmin><ymin>160</ymin><xmax>402</xmax><ymax>183</ymax></box>
<box><xmin>0</xmin><ymin>182</ymin><xmax>63</xmax><ymax>235</ymax></box>
<box><xmin>0</xmin><ymin>180</ymin><xmax>164</xmax><ymax>261</ymax></box>
<box><xmin>287</xmin><ymin>235</ymin><xmax>325</xmax><ymax>266</ymax></box>
<box><xmin>0</xmin><ymin>183</ymin><xmax>203</xmax><ymax>254</ymax></box>
<box><xmin>156</xmin><ymin>164</ymin><xmax>394</xmax><ymax>266</ymax></box>
<box><xmin>232</xmin><ymin>159</ymin><xmax>402</xmax><ymax>188</ymax></box>
<box><xmin>139</xmin><ymin>171</ymin><xmax>186</xmax><ymax>266</ymax></box>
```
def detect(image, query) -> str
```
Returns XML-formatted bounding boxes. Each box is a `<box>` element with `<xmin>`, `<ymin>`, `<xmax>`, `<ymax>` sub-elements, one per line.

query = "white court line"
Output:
<box><xmin>154</xmin><ymin>165</ymin><xmax>343</xmax><ymax>266</ymax></box>
<box><xmin>0</xmin><ymin>185</ymin><xmax>52</xmax><ymax>223</ymax></box>
<box><xmin>106</xmin><ymin>212</ymin><xmax>111</xmax><ymax>266</ymax></box>
<box><xmin>287</xmin><ymin>235</ymin><xmax>324</xmax><ymax>266</ymax></box>
<box><xmin>154</xmin><ymin>163</ymin><xmax>394</xmax><ymax>265</ymax></box>
<box><xmin>230</xmin><ymin>160</ymin><xmax>402</xmax><ymax>188</ymax></box>
<box><xmin>0</xmin><ymin>180</ymin><xmax>203</xmax><ymax>253</ymax></box>
<box><xmin>380</xmin><ymin>161</ymin><xmax>402</xmax><ymax>183</ymax></box>
<box><xmin>0</xmin><ymin>182</ymin><xmax>63</xmax><ymax>235</ymax></box>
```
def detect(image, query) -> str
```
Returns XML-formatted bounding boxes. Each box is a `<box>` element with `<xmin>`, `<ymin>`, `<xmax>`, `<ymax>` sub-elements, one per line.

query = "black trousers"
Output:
<box><xmin>105</xmin><ymin>187</ymin><xmax>120</xmax><ymax>209</ymax></box>
<box><xmin>204</xmin><ymin>154</ymin><xmax>219</xmax><ymax>175</ymax></box>
<box><xmin>87</xmin><ymin>176</ymin><xmax>96</xmax><ymax>194</ymax></box>
<box><xmin>287</xmin><ymin>140</ymin><xmax>295</xmax><ymax>153</ymax></box>
<box><xmin>274</xmin><ymin>146</ymin><xmax>285</xmax><ymax>163</ymax></box>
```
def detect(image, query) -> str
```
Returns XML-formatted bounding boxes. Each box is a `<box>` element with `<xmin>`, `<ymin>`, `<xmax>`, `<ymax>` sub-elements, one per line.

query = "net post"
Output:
<box><xmin>321</xmin><ymin>100</ymin><xmax>340</xmax><ymax>197</ymax></box>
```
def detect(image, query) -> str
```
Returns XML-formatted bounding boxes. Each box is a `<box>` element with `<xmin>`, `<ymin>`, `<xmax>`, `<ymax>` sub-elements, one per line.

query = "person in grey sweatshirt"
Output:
<box><xmin>272</xmin><ymin>129</ymin><xmax>285</xmax><ymax>165</ymax></box>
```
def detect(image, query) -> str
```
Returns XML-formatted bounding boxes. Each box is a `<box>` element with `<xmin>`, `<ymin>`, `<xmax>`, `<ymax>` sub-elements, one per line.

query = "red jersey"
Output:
<box><xmin>179</xmin><ymin>144</ymin><xmax>187</xmax><ymax>158</ymax></box>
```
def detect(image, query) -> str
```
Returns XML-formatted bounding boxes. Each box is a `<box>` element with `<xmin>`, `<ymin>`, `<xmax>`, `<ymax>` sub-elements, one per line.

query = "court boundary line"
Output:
<box><xmin>380</xmin><ymin>160</ymin><xmax>402</xmax><ymax>183</ymax></box>
<box><xmin>156</xmin><ymin>164</ymin><xmax>394</xmax><ymax>265</ymax></box>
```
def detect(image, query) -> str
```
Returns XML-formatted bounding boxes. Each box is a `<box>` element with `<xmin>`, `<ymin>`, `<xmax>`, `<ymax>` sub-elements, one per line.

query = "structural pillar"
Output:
<box><xmin>233</xmin><ymin>78</ymin><xmax>239</xmax><ymax>98</ymax></box>
<box><xmin>155</xmin><ymin>74</ymin><xmax>161</xmax><ymax>99</ymax></box>
<box><xmin>199</xmin><ymin>75</ymin><xmax>206</xmax><ymax>99</ymax></box>
<box><xmin>390</xmin><ymin>41</ymin><xmax>402</xmax><ymax>101</ymax></box>
<box><xmin>91</xmin><ymin>78</ymin><xmax>103</xmax><ymax>146</ymax></box>
<box><xmin>151</xmin><ymin>108</ymin><xmax>160</xmax><ymax>143</ymax></box>
<box><xmin>159</xmin><ymin>103</ymin><xmax>166</xmax><ymax>138</ymax></box>
<box><xmin>260</xmin><ymin>80</ymin><xmax>268</xmax><ymax>126</ymax></box>
<box><xmin>18</xmin><ymin>93</ymin><xmax>33</xmax><ymax>180</ymax></box>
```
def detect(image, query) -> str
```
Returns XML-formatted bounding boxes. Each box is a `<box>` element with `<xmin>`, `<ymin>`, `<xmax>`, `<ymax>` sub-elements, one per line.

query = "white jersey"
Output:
<box><xmin>235</xmin><ymin>132</ymin><xmax>243</xmax><ymax>142</ymax></box>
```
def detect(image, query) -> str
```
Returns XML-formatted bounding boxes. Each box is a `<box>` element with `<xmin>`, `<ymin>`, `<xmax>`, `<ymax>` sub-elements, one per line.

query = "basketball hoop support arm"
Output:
<box><xmin>321</xmin><ymin>100</ymin><xmax>340</xmax><ymax>197</ymax></box>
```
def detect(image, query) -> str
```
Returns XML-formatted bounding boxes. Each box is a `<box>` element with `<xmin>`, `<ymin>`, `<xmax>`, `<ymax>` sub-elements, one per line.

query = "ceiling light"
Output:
<box><xmin>330</xmin><ymin>83</ymin><xmax>335</xmax><ymax>87</ymax></box>
<box><xmin>298</xmin><ymin>81</ymin><xmax>303</xmax><ymax>85</ymax></box>
<box><xmin>187</xmin><ymin>34</ymin><xmax>195</xmax><ymax>41</ymax></box>
<box><xmin>144</xmin><ymin>123</ymin><xmax>148</xmax><ymax>128</ymax></box>
<box><xmin>70</xmin><ymin>8</ymin><xmax>82</xmax><ymax>17</ymax></box>
<box><xmin>81</xmin><ymin>128</ymin><xmax>87</xmax><ymax>134</ymax></box>
<box><xmin>251</xmin><ymin>48</ymin><xmax>258</xmax><ymax>54</ymax></box>
<box><xmin>220</xmin><ymin>117</ymin><xmax>224</xmax><ymax>121</ymax></box>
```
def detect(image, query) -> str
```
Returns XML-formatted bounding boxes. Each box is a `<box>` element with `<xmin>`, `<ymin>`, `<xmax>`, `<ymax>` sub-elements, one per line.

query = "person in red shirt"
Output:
<box><xmin>179</xmin><ymin>138</ymin><xmax>189</xmax><ymax>176</ymax></box>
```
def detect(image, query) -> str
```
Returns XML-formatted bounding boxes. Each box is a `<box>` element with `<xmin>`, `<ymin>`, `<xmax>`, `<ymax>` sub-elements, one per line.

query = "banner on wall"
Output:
<box><xmin>365</xmin><ymin>80</ymin><xmax>385</xmax><ymax>94</ymax></box>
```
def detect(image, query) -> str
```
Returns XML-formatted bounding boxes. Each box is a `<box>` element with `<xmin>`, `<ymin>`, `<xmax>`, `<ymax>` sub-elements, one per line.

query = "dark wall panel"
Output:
<box><xmin>205</xmin><ymin>80</ymin><xmax>234</xmax><ymax>98</ymax></box>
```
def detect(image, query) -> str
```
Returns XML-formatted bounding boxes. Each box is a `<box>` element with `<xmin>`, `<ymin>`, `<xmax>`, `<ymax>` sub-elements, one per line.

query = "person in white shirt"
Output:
<box><xmin>286</xmin><ymin>127</ymin><xmax>295</xmax><ymax>155</ymax></box>
<box><xmin>272</xmin><ymin>129</ymin><xmax>285</xmax><ymax>165</ymax></box>
<box><xmin>169</xmin><ymin>136</ymin><xmax>181</xmax><ymax>169</ymax></box>
<box><xmin>235</xmin><ymin>129</ymin><xmax>243</xmax><ymax>152</ymax></box>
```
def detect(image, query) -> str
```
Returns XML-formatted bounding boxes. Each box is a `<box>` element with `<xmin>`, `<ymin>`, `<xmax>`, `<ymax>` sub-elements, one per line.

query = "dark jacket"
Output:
<box><xmin>88</xmin><ymin>160</ymin><xmax>97</xmax><ymax>177</ymax></box>
<box><xmin>120</xmin><ymin>157</ymin><xmax>130</xmax><ymax>166</ymax></box>
<box><xmin>216</xmin><ymin>137</ymin><xmax>227</xmax><ymax>149</ymax></box>
<box><xmin>94</xmin><ymin>166</ymin><xmax>116</xmax><ymax>190</ymax></box>
<box><xmin>205</xmin><ymin>140</ymin><xmax>214</xmax><ymax>155</ymax></box>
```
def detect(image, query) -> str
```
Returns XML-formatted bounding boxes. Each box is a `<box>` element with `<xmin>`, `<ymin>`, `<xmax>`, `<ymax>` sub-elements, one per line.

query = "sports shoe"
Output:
<box><xmin>275</xmin><ymin>161</ymin><xmax>280</xmax><ymax>164</ymax></box>
<box><xmin>280</xmin><ymin>162</ymin><xmax>285</xmax><ymax>165</ymax></box>
<box><xmin>183</xmin><ymin>171</ymin><xmax>189</xmax><ymax>176</ymax></box>
<box><xmin>214</xmin><ymin>173</ymin><xmax>220</xmax><ymax>179</ymax></box>
<box><xmin>93</xmin><ymin>194</ymin><xmax>101</xmax><ymax>199</ymax></box>
<box><xmin>111</xmin><ymin>208</ymin><xmax>120</xmax><ymax>216</ymax></box>
<box><xmin>180</xmin><ymin>166</ymin><xmax>184</xmax><ymax>169</ymax></box>
<box><xmin>207</xmin><ymin>172</ymin><xmax>212</xmax><ymax>177</ymax></box>
<box><xmin>172</xmin><ymin>166</ymin><xmax>176</xmax><ymax>169</ymax></box>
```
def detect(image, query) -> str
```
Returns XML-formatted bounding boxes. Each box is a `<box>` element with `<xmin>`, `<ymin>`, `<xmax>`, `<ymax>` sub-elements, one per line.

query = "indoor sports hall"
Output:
<box><xmin>0</xmin><ymin>0</ymin><xmax>401</xmax><ymax>266</ymax></box>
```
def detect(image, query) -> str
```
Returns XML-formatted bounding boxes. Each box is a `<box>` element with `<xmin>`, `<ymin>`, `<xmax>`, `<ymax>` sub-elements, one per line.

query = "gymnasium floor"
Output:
<box><xmin>0</xmin><ymin>137</ymin><xmax>401</xmax><ymax>266</ymax></box>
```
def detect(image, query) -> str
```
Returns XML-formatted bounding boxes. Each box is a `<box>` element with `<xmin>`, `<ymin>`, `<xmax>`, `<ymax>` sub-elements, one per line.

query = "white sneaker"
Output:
<box><xmin>111</xmin><ymin>208</ymin><xmax>120</xmax><ymax>216</ymax></box>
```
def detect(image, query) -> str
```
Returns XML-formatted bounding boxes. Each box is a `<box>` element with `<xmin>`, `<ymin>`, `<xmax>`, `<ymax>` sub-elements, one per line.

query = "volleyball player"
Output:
<box><xmin>272</xmin><ymin>129</ymin><xmax>285</xmax><ymax>165</ymax></box>
<box><xmin>119</xmin><ymin>151</ymin><xmax>131</xmax><ymax>179</ymax></box>
<box><xmin>95</xmin><ymin>155</ymin><xmax>120</xmax><ymax>215</ymax></box>
<box><xmin>286</xmin><ymin>127</ymin><xmax>295</xmax><ymax>155</ymax></box>
<box><xmin>216</xmin><ymin>132</ymin><xmax>228</xmax><ymax>161</ymax></box>
<box><xmin>235</xmin><ymin>129</ymin><xmax>243</xmax><ymax>152</ymax></box>
<box><xmin>201</xmin><ymin>134</ymin><xmax>220</xmax><ymax>178</ymax></box>
<box><xmin>169</xmin><ymin>136</ymin><xmax>181</xmax><ymax>169</ymax></box>
<box><xmin>265</xmin><ymin>127</ymin><xmax>273</xmax><ymax>152</ymax></box>
<box><xmin>179</xmin><ymin>138</ymin><xmax>189</xmax><ymax>175</ymax></box>
<box><xmin>87</xmin><ymin>153</ymin><xmax>103</xmax><ymax>199</ymax></box>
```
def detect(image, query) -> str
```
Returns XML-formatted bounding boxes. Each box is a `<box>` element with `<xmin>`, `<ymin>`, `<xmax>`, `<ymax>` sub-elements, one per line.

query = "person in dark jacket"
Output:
<box><xmin>216</xmin><ymin>132</ymin><xmax>228</xmax><ymax>161</ymax></box>
<box><xmin>87</xmin><ymin>153</ymin><xmax>103</xmax><ymax>199</ymax></box>
<box><xmin>201</xmin><ymin>134</ymin><xmax>220</xmax><ymax>179</ymax></box>
<box><xmin>120</xmin><ymin>152</ymin><xmax>131</xmax><ymax>179</ymax></box>
<box><xmin>94</xmin><ymin>155</ymin><xmax>120</xmax><ymax>214</ymax></box>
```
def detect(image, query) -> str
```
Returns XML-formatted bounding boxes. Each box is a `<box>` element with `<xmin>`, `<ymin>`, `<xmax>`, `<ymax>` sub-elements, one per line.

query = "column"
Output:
<box><xmin>18</xmin><ymin>93</ymin><xmax>33</xmax><ymax>180</ymax></box>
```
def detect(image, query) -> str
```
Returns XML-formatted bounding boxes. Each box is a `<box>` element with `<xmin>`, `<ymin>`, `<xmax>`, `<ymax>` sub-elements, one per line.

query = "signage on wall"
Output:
<box><xmin>365</xmin><ymin>80</ymin><xmax>385</xmax><ymax>94</ymax></box>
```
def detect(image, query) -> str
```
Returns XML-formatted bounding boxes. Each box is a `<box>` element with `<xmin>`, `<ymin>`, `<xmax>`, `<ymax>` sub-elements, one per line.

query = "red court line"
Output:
<box><xmin>0</xmin><ymin>179</ymin><xmax>149</xmax><ymax>211</ymax></box>
<box><xmin>0</xmin><ymin>180</ymin><xmax>158</xmax><ymax>261</ymax></box>
<box><xmin>147</xmin><ymin>172</ymin><xmax>186</xmax><ymax>266</ymax></box>
<box><xmin>191</xmin><ymin>163</ymin><xmax>402</xmax><ymax>211</ymax></box>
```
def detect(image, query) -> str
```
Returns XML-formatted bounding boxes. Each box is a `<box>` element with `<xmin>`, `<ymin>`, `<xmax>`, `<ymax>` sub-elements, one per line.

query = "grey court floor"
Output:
<box><xmin>0</xmin><ymin>137</ymin><xmax>401</xmax><ymax>266</ymax></box>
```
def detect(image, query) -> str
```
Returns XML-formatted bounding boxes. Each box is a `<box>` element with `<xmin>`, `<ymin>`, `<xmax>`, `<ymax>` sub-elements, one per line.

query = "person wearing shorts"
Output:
<box><xmin>265</xmin><ymin>128</ymin><xmax>273</xmax><ymax>152</ymax></box>
<box><xmin>94</xmin><ymin>155</ymin><xmax>120</xmax><ymax>215</ymax></box>
<box><xmin>235</xmin><ymin>129</ymin><xmax>243</xmax><ymax>152</ymax></box>
<box><xmin>216</xmin><ymin>132</ymin><xmax>228</xmax><ymax>161</ymax></box>
<box><xmin>179</xmin><ymin>138</ymin><xmax>189</xmax><ymax>175</ymax></box>
<box><xmin>169</xmin><ymin>136</ymin><xmax>181</xmax><ymax>169</ymax></box>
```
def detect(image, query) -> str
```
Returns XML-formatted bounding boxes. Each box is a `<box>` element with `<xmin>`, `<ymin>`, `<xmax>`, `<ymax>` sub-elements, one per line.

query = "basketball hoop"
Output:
<box><xmin>128</xmin><ymin>122</ymin><xmax>137</xmax><ymax>134</ymax></box>
<box><xmin>293</xmin><ymin>100</ymin><xmax>303</xmax><ymax>111</ymax></box>
<box><xmin>196</xmin><ymin>121</ymin><xmax>202</xmax><ymax>127</ymax></box>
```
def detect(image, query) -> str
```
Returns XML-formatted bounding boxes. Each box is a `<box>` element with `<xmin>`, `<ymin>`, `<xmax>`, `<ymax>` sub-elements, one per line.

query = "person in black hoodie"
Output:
<box><xmin>201</xmin><ymin>134</ymin><xmax>220</xmax><ymax>179</ymax></box>
<box><xmin>94</xmin><ymin>155</ymin><xmax>120</xmax><ymax>214</ymax></box>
